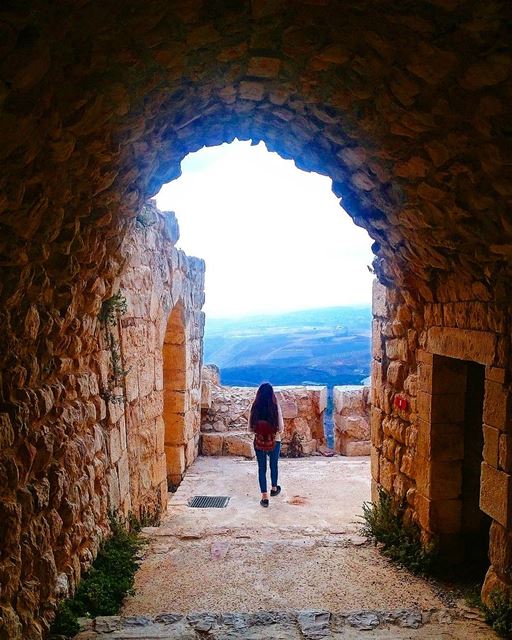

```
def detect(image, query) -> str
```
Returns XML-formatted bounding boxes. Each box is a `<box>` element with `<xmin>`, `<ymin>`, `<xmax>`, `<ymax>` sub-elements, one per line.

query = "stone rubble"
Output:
<box><xmin>72</xmin><ymin>608</ymin><xmax>495</xmax><ymax>639</ymax></box>
<box><xmin>333</xmin><ymin>386</ymin><xmax>371</xmax><ymax>456</ymax></box>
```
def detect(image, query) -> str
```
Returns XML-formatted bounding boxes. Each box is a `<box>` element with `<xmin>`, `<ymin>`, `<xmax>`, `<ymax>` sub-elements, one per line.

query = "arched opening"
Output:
<box><xmin>158</xmin><ymin>140</ymin><xmax>374</xmax><ymax>459</ymax></box>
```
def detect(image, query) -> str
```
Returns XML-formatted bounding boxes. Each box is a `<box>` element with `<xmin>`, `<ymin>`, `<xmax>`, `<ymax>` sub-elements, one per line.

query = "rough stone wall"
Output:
<box><xmin>370</xmin><ymin>278</ymin><xmax>512</xmax><ymax>599</ymax></box>
<box><xmin>333</xmin><ymin>386</ymin><xmax>371</xmax><ymax>456</ymax></box>
<box><xmin>200</xmin><ymin>366</ymin><xmax>327</xmax><ymax>457</ymax></box>
<box><xmin>117</xmin><ymin>202</ymin><xmax>205</xmax><ymax>512</ymax></box>
<box><xmin>0</xmin><ymin>201</ymin><xmax>204</xmax><ymax>638</ymax></box>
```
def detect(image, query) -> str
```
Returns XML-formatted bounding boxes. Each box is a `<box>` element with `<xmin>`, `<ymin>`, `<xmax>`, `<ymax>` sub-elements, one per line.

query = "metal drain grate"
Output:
<box><xmin>188</xmin><ymin>495</ymin><xmax>230</xmax><ymax>509</ymax></box>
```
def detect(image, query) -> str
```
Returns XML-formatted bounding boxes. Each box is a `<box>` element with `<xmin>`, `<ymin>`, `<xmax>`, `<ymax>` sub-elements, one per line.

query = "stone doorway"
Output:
<box><xmin>419</xmin><ymin>355</ymin><xmax>491</xmax><ymax>572</ymax></box>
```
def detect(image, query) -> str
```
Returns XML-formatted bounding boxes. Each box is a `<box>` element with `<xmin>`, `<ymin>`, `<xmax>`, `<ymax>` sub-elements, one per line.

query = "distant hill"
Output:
<box><xmin>204</xmin><ymin>305</ymin><xmax>371</xmax><ymax>387</ymax></box>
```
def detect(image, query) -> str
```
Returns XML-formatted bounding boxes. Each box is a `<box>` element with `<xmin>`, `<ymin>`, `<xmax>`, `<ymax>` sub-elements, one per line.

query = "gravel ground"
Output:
<box><xmin>120</xmin><ymin>457</ymin><xmax>497</xmax><ymax>638</ymax></box>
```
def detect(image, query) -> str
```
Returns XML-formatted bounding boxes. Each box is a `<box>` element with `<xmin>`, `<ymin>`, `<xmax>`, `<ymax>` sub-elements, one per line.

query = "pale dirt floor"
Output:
<box><xmin>122</xmin><ymin>456</ymin><xmax>497</xmax><ymax>638</ymax></box>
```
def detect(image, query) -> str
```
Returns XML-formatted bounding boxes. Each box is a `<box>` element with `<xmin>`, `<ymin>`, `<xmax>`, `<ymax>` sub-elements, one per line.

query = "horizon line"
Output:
<box><xmin>205</xmin><ymin>302</ymin><xmax>372</xmax><ymax>322</ymax></box>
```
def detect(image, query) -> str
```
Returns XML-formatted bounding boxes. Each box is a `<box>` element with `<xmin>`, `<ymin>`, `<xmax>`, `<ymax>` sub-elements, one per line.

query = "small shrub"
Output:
<box><xmin>359</xmin><ymin>486</ymin><xmax>436</xmax><ymax>575</ymax></box>
<box><xmin>50</xmin><ymin>517</ymin><xmax>144</xmax><ymax>638</ymax></box>
<box><xmin>483</xmin><ymin>589</ymin><xmax>512</xmax><ymax>638</ymax></box>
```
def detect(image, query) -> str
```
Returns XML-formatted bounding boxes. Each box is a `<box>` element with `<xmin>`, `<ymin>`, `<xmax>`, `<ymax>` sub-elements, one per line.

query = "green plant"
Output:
<box><xmin>99</xmin><ymin>293</ymin><xmax>130</xmax><ymax>402</ymax></box>
<box><xmin>50</xmin><ymin>516</ymin><xmax>144</xmax><ymax>638</ymax></box>
<box><xmin>483</xmin><ymin>589</ymin><xmax>512</xmax><ymax>637</ymax></box>
<box><xmin>99</xmin><ymin>291</ymin><xmax>128</xmax><ymax>327</ymax></box>
<box><xmin>359</xmin><ymin>486</ymin><xmax>436</xmax><ymax>575</ymax></box>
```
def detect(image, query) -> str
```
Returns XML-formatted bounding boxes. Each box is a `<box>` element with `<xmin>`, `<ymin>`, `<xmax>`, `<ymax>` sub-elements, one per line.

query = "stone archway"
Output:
<box><xmin>1</xmin><ymin>2</ymin><xmax>512</xmax><ymax>636</ymax></box>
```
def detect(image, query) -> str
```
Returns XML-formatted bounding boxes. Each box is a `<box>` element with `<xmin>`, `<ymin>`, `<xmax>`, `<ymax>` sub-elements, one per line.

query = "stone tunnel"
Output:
<box><xmin>0</xmin><ymin>1</ymin><xmax>511</xmax><ymax>637</ymax></box>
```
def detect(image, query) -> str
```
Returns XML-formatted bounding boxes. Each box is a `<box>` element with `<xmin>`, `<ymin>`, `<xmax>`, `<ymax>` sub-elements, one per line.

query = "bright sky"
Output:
<box><xmin>155</xmin><ymin>141</ymin><xmax>374</xmax><ymax>318</ymax></box>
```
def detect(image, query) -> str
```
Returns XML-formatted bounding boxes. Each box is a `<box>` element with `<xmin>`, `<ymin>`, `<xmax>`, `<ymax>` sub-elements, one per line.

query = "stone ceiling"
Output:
<box><xmin>1</xmin><ymin>0</ymin><xmax>511</xmax><ymax>324</ymax></box>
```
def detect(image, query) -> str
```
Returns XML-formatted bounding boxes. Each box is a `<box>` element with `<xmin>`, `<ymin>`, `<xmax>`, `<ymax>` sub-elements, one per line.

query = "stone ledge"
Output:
<box><xmin>74</xmin><ymin>606</ymin><xmax>490</xmax><ymax>639</ymax></box>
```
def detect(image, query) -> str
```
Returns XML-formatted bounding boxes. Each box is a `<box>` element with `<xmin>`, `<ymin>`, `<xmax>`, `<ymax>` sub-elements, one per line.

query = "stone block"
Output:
<box><xmin>301</xmin><ymin>439</ymin><xmax>318</xmax><ymax>455</ymax></box>
<box><xmin>279</xmin><ymin>398</ymin><xmax>298</xmax><ymax>419</ymax></box>
<box><xmin>223</xmin><ymin>433</ymin><xmax>255</xmax><ymax>459</ymax></box>
<box><xmin>371</xmin><ymin>446</ymin><xmax>380</xmax><ymax>481</ymax></box>
<box><xmin>165</xmin><ymin>444</ymin><xmax>186</xmax><ymax>482</ymax></box>
<box><xmin>117</xmin><ymin>451</ymin><xmax>130</xmax><ymax>503</ymax></box>
<box><xmin>499</xmin><ymin>433</ymin><xmax>512</xmax><ymax>473</ymax></box>
<box><xmin>200</xmin><ymin>380</ymin><xmax>212</xmax><ymax>409</ymax></box>
<box><xmin>387</xmin><ymin>360</ymin><xmax>406</xmax><ymax>387</ymax></box>
<box><xmin>164</xmin><ymin>413</ymin><xmax>186</xmax><ymax>446</ymax></box>
<box><xmin>338</xmin><ymin>437</ymin><xmax>371</xmax><ymax>456</ymax></box>
<box><xmin>483</xmin><ymin>424</ymin><xmax>500</xmax><ymax>468</ymax></box>
<box><xmin>107</xmin><ymin>469</ymin><xmax>120</xmax><ymax>510</ymax></box>
<box><xmin>155</xmin><ymin>416</ymin><xmax>165</xmax><ymax>453</ymax></box>
<box><xmin>426</xmin><ymin>327</ymin><xmax>496</xmax><ymax>365</ymax></box>
<box><xmin>486</xmin><ymin>366</ymin><xmax>507</xmax><ymax>385</ymax></box>
<box><xmin>417</xmin><ymin>419</ymin><xmax>464</xmax><ymax>462</ymax></box>
<box><xmin>372</xmin><ymin>320</ymin><xmax>383</xmax><ymax>360</ymax></box>
<box><xmin>164</xmin><ymin>389</ymin><xmax>185</xmax><ymax>415</ymax></box>
<box><xmin>247</xmin><ymin>56</ymin><xmax>281</xmax><ymax>78</ymax></box>
<box><xmin>109</xmin><ymin>425</ymin><xmax>122</xmax><ymax>464</ymax></box>
<box><xmin>124</xmin><ymin>368</ymin><xmax>138</xmax><ymax>403</ymax></box>
<box><xmin>370</xmin><ymin>407</ymin><xmax>383</xmax><ymax>448</ymax></box>
<box><xmin>480</xmin><ymin>462</ymin><xmax>512</xmax><ymax>528</ymax></box>
<box><xmin>482</xmin><ymin>566</ymin><xmax>512</xmax><ymax>606</ymax></box>
<box><xmin>415</xmin><ymin>456</ymin><xmax>462</xmax><ymax>500</ymax></box>
<box><xmin>334</xmin><ymin>414</ymin><xmax>369</xmax><ymax>440</ymax></box>
<box><xmin>483</xmin><ymin>380</ymin><xmax>511</xmax><ymax>431</ymax></box>
<box><xmin>185</xmin><ymin>436</ymin><xmax>198</xmax><ymax>466</ymax></box>
<box><xmin>201</xmin><ymin>433</ymin><xmax>223</xmax><ymax>456</ymax></box>
<box><xmin>416</xmin><ymin>493</ymin><xmax>462</xmax><ymax>534</ymax></box>
<box><xmin>372</xmin><ymin>280</ymin><xmax>388</xmax><ymax>318</ymax></box>
<box><xmin>489</xmin><ymin>521</ymin><xmax>512</xmax><ymax>577</ymax></box>
<box><xmin>379</xmin><ymin>457</ymin><xmax>396</xmax><ymax>493</ymax></box>
<box><xmin>138</xmin><ymin>355</ymin><xmax>155</xmax><ymax>397</ymax></box>
<box><xmin>385</xmin><ymin>338</ymin><xmax>408</xmax><ymax>361</ymax></box>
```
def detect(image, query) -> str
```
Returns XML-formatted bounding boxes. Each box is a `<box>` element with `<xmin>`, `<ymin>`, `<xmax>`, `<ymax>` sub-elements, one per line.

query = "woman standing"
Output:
<box><xmin>249</xmin><ymin>382</ymin><xmax>284</xmax><ymax>507</ymax></box>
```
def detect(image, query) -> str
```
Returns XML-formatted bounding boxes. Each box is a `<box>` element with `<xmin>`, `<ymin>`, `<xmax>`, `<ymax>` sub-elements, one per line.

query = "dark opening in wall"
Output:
<box><xmin>430</xmin><ymin>356</ymin><xmax>491</xmax><ymax>576</ymax></box>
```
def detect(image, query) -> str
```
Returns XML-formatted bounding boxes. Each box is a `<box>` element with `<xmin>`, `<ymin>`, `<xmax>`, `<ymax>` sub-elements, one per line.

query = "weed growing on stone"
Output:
<box><xmin>99</xmin><ymin>292</ymin><xmax>130</xmax><ymax>403</ymax></box>
<box><xmin>50</xmin><ymin>517</ymin><xmax>144</xmax><ymax>638</ymax></box>
<box><xmin>359</xmin><ymin>486</ymin><xmax>436</xmax><ymax>576</ymax></box>
<box><xmin>483</xmin><ymin>589</ymin><xmax>512</xmax><ymax>637</ymax></box>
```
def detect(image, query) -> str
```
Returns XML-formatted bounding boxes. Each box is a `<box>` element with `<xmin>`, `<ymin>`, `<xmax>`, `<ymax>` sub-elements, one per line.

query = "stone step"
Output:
<box><xmin>200</xmin><ymin>430</ymin><xmax>255</xmax><ymax>458</ymax></box>
<box><xmin>73</xmin><ymin>608</ymin><xmax>493</xmax><ymax>639</ymax></box>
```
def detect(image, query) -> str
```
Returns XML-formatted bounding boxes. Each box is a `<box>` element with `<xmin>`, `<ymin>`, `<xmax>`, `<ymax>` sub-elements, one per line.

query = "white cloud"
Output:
<box><xmin>155</xmin><ymin>141</ymin><xmax>374</xmax><ymax>318</ymax></box>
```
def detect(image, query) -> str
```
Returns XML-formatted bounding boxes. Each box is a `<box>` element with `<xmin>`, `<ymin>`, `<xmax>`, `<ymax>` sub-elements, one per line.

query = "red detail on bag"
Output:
<box><xmin>253</xmin><ymin>419</ymin><xmax>277</xmax><ymax>452</ymax></box>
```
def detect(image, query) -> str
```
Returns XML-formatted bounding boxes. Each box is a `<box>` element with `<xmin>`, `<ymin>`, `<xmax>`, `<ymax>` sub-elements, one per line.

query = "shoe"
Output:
<box><xmin>270</xmin><ymin>486</ymin><xmax>281</xmax><ymax>497</ymax></box>
<box><xmin>260</xmin><ymin>499</ymin><xmax>269</xmax><ymax>508</ymax></box>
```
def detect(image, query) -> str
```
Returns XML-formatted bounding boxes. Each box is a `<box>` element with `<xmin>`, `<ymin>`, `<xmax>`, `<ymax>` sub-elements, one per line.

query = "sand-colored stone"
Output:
<box><xmin>200</xmin><ymin>369</ymin><xmax>327</xmax><ymax>455</ymax></box>
<box><xmin>1</xmin><ymin>1</ymin><xmax>512</xmax><ymax>634</ymax></box>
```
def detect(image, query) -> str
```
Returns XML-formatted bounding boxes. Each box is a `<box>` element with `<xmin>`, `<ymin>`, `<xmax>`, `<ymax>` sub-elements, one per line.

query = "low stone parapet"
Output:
<box><xmin>200</xmin><ymin>367</ymin><xmax>327</xmax><ymax>456</ymax></box>
<box><xmin>333</xmin><ymin>385</ymin><xmax>371</xmax><ymax>456</ymax></box>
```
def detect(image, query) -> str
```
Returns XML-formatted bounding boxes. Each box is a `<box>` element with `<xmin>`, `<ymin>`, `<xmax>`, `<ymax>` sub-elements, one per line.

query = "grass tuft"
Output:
<box><xmin>359</xmin><ymin>486</ymin><xmax>436</xmax><ymax>575</ymax></box>
<box><xmin>50</xmin><ymin>516</ymin><xmax>144</xmax><ymax>638</ymax></box>
<box><xmin>483</xmin><ymin>589</ymin><xmax>512</xmax><ymax>638</ymax></box>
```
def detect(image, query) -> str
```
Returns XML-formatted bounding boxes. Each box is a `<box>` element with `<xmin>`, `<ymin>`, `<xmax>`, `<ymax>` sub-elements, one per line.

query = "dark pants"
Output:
<box><xmin>255</xmin><ymin>442</ymin><xmax>281</xmax><ymax>493</ymax></box>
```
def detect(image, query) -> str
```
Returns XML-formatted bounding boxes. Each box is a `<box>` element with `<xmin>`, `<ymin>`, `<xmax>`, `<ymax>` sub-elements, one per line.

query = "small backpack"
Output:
<box><xmin>253</xmin><ymin>419</ymin><xmax>277</xmax><ymax>452</ymax></box>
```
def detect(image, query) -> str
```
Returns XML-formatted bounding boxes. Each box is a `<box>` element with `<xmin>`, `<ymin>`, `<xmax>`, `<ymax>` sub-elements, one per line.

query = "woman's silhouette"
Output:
<box><xmin>248</xmin><ymin>382</ymin><xmax>283</xmax><ymax>507</ymax></box>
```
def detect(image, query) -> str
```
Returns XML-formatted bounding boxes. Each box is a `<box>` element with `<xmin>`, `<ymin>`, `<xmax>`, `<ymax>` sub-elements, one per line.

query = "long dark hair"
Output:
<box><xmin>250</xmin><ymin>382</ymin><xmax>279</xmax><ymax>431</ymax></box>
